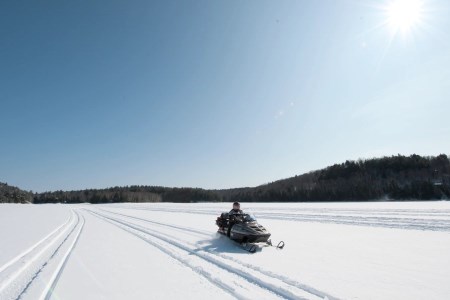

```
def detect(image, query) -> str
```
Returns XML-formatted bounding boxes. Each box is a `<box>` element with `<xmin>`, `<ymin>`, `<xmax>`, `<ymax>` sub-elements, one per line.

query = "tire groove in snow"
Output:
<box><xmin>98</xmin><ymin>208</ymin><xmax>211</xmax><ymax>236</ymax></box>
<box><xmin>0</xmin><ymin>214</ymin><xmax>73</xmax><ymax>274</ymax></box>
<box><xmin>115</xmin><ymin>205</ymin><xmax>450</xmax><ymax>217</ymax></box>
<box><xmin>84</xmin><ymin>210</ymin><xmax>250</xmax><ymax>300</ymax></box>
<box><xmin>0</xmin><ymin>210</ymin><xmax>77</xmax><ymax>298</ymax></box>
<box><xmin>16</xmin><ymin>212</ymin><xmax>80</xmax><ymax>300</ymax></box>
<box><xmin>41</xmin><ymin>212</ymin><xmax>85</xmax><ymax>300</ymax></box>
<box><xmin>0</xmin><ymin>209</ymin><xmax>84</xmax><ymax>300</ymax></box>
<box><xmin>254</xmin><ymin>214</ymin><xmax>450</xmax><ymax>232</ymax></box>
<box><xmin>110</xmin><ymin>205</ymin><xmax>450</xmax><ymax>232</ymax></box>
<box><xmin>87</xmin><ymin>209</ymin><xmax>327</xmax><ymax>300</ymax></box>
<box><xmin>98</xmin><ymin>208</ymin><xmax>339</xmax><ymax>300</ymax></box>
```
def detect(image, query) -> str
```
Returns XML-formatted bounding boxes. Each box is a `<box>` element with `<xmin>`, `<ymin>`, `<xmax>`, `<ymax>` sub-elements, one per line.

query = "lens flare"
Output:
<box><xmin>386</xmin><ymin>0</ymin><xmax>423</xmax><ymax>34</ymax></box>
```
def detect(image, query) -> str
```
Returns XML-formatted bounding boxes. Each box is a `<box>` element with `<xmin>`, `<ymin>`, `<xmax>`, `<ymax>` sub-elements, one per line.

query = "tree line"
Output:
<box><xmin>1</xmin><ymin>154</ymin><xmax>449</xmax><ymax>204</ymax></box>
<box><xmin>33</xmin><ymin>186</ymin><xmax>220</xmax><ymax>204</ymax></box>
<box><xmin>0</xmin><ymin>182</ymin><xmax>33</xmax><ymax>203</ymax></box>
<box><xmin>219</xmin><ymin>154</ymin><xmax>450</xmax><ymax>202</ymax></box>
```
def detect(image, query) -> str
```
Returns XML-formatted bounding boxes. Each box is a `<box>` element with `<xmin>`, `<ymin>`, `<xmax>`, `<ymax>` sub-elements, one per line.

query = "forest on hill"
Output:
<box><xmin>219</xmin><ymin>154</ymin><xmax>450</xmax><ymax>202</ymax></box>
<box><xmin>0</xmin><ymin>182</ymin><xmax>33</xmax><ymax>203</ymax></box>
<box><xmin>33</xmin><ymin>186</ymin><xmax>220</xmax><ymax>204</ymax></box>
<box><xmin>1</xmin><ymin>154</ymin><xmax>449</xmax><ymax>204</ymax></box>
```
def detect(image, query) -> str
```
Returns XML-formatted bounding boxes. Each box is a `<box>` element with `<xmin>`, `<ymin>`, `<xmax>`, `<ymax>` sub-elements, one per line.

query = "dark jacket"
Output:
<box><xmin>229</xmin><ymin>209</ymin><xmax>243</xmax><ymax>215</ymax></box>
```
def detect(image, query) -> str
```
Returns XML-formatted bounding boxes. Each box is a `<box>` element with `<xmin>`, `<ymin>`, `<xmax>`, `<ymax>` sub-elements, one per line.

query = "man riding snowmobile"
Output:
<box><xmin>226</xmin><ymin>202</ymin><xmax>244</xmax><ymax>236</ymax></box>
<box><xmin>217</xmin><ymin>202</ymin><xmax>242</xmax><ymax>232</ymax></box>
<box><xmin>215</xmin><ymin>202</ymin><xmax>284</xmax><ymax>252</ymax></box>
<box><xmin>229</xmin><ymin>202</ymin><xmax>243</xmax><ymax>215</ymax></box>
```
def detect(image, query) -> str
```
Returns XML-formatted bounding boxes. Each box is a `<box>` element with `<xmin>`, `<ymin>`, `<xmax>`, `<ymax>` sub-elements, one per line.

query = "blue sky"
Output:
<box><xmin>1</xmin><ymin>0</ymin><xmax>449</xmax><ymax>192</ymax></box>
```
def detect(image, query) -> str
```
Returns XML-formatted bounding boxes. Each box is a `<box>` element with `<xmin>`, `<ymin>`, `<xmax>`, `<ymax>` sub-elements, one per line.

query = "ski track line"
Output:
<box><xmin>103</xmin><ymin>204</ymin><xmax>450</xmax><ymax>232</ymax></box>
<box><xmin>97</xmin><ymin>209</ymin><xmax>340</xmax><ymax>300</ymax></box>
<box><xmin>41</xmin><ymin>212</ymin><xmax>85</xmax><ymax>300</ymax></box>
<box><xmin>0</xmin><ymin>212</ymin><xmax>73</xmax><ymax>274</ymax></box>
<box><xmin>0</xmin><ymin>209</ymin><xmax>83</xmax><ymax>300</ymax></box>
<box><xmin>110</xmin><ymin>205</ymin><xmax>450</xmax><ymax>232</ymax></box>
<box><xmin>98</xmin><ymin>208</ymin><xmax>211</xmax><ymax>236</ymax></box>
<box><xmin>113</xmin><ymin>204</ymin><xmax>450</xmax><ymax>219</ymax></box>
<box><xmin>83</xmin><ymin>210</ymin><xmax>253</xmax><ymax>300</ymax></box>
<box><xmin>17</xmin><ymin>212</ymin><xmax>81</xmax><ymax>300</ymax></box>
<box><xmin>89</xmin><ymin>209</ymin><xmax>306</xmax><ymax>300</ymax></box>
<box><xmin>87</xmin><ymin>209</ymin><xmax>324</xmax><ymax>300</ymax></box>
<box><xmin>0</xmin><ymin>210</ymin><xmax>78</xmax><ymax>296</ymax></box>
<box><xmin>254</xmin><ymin>214</ymin><xmax>450</xmax><ymax>232</ymax></box>
<box><xmin>255</xmin><ymin>212</ymin><xmax>450</xmax><ymax>225</ymax></box>
<box><xmin>237</xmin><ymin>207</ymin><xmax>450</xmax><ymax>216</ymax></box>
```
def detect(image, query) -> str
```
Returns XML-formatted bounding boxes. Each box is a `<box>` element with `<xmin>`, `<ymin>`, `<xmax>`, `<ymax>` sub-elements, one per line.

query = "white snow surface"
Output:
<box><xmin>1</xmin><ymin>201</ymin><xmax>450</xmax><ymax>300</ymax></box>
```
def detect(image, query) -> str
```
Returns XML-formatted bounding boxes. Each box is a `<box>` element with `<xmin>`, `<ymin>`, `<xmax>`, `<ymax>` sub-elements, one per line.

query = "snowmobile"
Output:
<box><xmin>216</xmin><ymin>212</ymin><xmax>285</xmax><ymax>253</ymax></box>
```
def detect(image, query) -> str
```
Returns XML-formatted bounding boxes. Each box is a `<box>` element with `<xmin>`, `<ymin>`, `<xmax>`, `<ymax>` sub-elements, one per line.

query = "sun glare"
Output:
<box><xmin>386</xmin><ymin>0</ymin><xmax>423</xmax><ymax>34</ymax></box>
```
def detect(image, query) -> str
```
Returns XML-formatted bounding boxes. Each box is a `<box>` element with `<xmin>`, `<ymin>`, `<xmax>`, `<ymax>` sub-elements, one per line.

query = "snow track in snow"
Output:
<box><xmin>3</xmin><ymin>203</ymin><xmax>449</xmax><ymax>299</ymax></box>
<box><xmin>0</xmin><ymin>209</ymin><xmax>85</xmax><ymax>300</ymax></box>
<box><xmin>254</xmin><ymin>213</ymin><xmax>450</xmax><ymax>231</ymax></box>
<box><xmin>98</xmin><ymin>208</ymin><xmax>338</xmax><ymax>300</ymax></box>
<box><xmin>111</xmin><ymin>204</ymin><xmax>450</xmax><ymax>232</ymax></box>
<box><xmin>41</xmin><ymin>213</ymin><xmax>85</xmax><ymax>300</ymax></box>
<box><xmin>0</xmin><ymin>214</ymin><xmax>73</xmax><ymax>275</ymax></box>
<box><xmin>87</xmin><ymin>208</ymin><xmax>336</xmax><ymax>300</ymax></box>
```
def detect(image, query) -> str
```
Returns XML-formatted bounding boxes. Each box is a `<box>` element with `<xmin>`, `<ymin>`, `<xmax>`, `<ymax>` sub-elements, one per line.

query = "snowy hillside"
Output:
<box><xmin>1</xmin><ymin>202</ymin><xmax>449</xmax><ymax>299</ymax></box>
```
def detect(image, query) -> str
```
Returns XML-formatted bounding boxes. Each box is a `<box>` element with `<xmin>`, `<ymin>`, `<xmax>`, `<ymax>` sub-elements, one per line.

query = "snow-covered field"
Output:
<box><xmin>1</xmin><ymin>202</ymin><xmax>450</xmax><ymax>300</ymax></box>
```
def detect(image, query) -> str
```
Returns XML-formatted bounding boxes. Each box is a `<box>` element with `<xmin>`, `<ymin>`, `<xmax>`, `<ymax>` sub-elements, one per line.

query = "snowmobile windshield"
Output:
<box><xmin>243</xmin><ymin>214</ymin><xmax>257</xmax><ymax>222</ymax></box>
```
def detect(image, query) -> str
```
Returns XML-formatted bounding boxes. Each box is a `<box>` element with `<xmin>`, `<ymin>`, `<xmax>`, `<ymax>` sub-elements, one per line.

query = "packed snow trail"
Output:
<box><xmin>110</xmin><ymin>203</ymin><xmax>450</xmax><ymax>231</ymax></box>
<box><xmin>2</xmin><ymin>202</ymin><xmax>450</xmax><ymax>299</ymax></box>
<box><xmin>96</xmin><ymin>208</ymin><xmax>338</xmax><ymax>300</ymax></box>
<box><xmin>41</xmin><ymin>213</ymin><xmax>85</xmax><ymax>300</ymax></box>
<box><xmin>0</xmin><ymin>214</ymin><xmax>73</xmax><ymax>275</ymax></box>
<box><xmin>0</xmin><ymin>209</ymin><xmax>84</xmax><ymax>300</ymax></box>
<box><xmin>86</xmin><ymin>208</ymin><xmax>335</xmax><ymax>300</ymax></box>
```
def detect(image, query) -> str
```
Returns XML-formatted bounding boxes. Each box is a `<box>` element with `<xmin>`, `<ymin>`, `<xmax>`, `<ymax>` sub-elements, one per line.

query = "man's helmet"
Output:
<box><xmin>233</xmin><ymin>202</ymin><xmax>240</xmax><ymax>210</ymax></box>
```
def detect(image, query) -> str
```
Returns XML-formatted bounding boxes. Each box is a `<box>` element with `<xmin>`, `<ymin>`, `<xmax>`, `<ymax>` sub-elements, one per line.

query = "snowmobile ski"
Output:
<box><xmin>267</xmin><ymin>239</ymin><xmax>285</xmax><ymax>249</ymax></box>
<box><xmin>241</xmin><ymin>242</ymin><xmax>257</xmax><ymax>253</ymax></box>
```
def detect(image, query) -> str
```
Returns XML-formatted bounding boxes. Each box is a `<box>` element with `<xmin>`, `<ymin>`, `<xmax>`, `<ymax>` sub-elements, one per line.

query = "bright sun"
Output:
<box><xmin>386</xmin><ymin>0</ymin><xmax>423</xmax><ymax>34</ymax></box>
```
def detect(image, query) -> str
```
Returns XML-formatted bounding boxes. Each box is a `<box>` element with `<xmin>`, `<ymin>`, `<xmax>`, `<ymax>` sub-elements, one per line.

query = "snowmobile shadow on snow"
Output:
<box><xmin>194</xmin><ymin>233</ymin><xmax>255</xmax><ymax>254</ymax></box>
<box><xmin>213</xmin><ymin>212</ymin><xmax>285</xmax><ymax>253</ymax></box>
